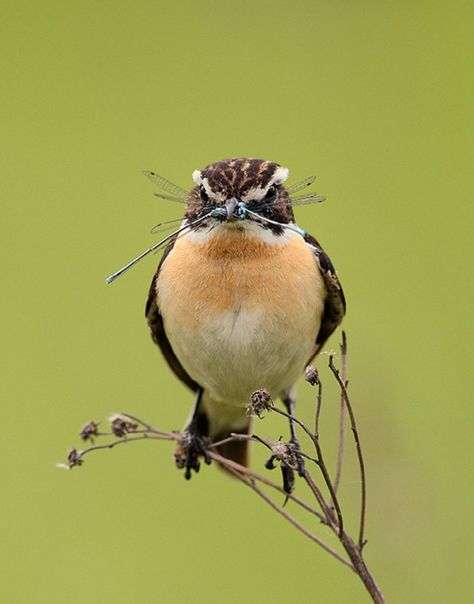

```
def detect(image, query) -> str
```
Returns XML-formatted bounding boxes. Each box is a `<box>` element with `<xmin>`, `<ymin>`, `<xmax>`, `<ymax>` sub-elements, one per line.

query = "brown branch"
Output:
<box><xmin>269</xmin><ymin>402</ymin><xmax>344</xmax><ymax>536</ymax></box>
<box><xmin>61</xmin><ymin>333</ymin><xmax>386</xmax><ymax>603</ymax></box>
<box><xmin>62</xmin><ymin>433</ymin><xmax>175</xmax><ymax>468</ymax></box>
<box><xmin>302</xmin><ymin>469</ymin><xmax>338</xmax><ymax>530</ymax></box>
<box><xmin>223</xmin><ymin>464</ymin><xmax>353</xmax><ymax>569</ymax></box>
<box><xmin>333</xmin><ymin>331</ymin><xmax>348</xmax><ymax>494</ymax></box>
<box><xmin>207</xmin><ymin>448</ymin><xmax>327</xmax><ymax>524</ymax></box>
<box><xmin>116</xmin><ymin>413</ymin><xmax>171</xmax><ymax>436</ymax></box>
<box><xmin>314</xmin><ymin>378</ymin><xmax>323</xmax><ymax>438</ymax></box>
<box><xmin>329</xmin><ymin>352</ymin><xmax>367</xmax><ymax>550</ymax></box>
<box><xmin>339</xmin><ymin>533</ymin><xmax>386</xmax><ymax>604</ymax></box>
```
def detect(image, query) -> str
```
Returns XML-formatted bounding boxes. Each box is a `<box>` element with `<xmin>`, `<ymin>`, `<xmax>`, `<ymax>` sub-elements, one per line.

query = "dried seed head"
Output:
<box><xmin>80</xmin><ymin>420</ymin><xmax>99</xmax><ymax>442</ymax></box>
<box><xmin>271</xmin><ymin>440</ymin><xmax>297</xmax><ymax>466</ymax></box>
<box><xmin>249</xmin><ymin>389</ymin><xmax>272</xmax><ymax>418</ymax></box>
<box><xmin>305</xmin><ymin>365</ymin><xmax>320</xmax><ymax>386</ymax></box>
<box><xmin>109</xmin><ymin>414</ymin><xmax>138</xmax><ymax>437</ymax></box>
<box><xmin>67</xmin><ymin>448</ymin><xmax>83</xmax><ymax>468</ymax></box>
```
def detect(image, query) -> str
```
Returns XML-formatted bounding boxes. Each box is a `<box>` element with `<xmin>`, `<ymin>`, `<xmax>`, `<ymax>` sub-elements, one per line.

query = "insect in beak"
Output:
<box><xmin>225</xmin><ymin>197</ymin><xmax>238</xmax><ymax>220</ymax></box>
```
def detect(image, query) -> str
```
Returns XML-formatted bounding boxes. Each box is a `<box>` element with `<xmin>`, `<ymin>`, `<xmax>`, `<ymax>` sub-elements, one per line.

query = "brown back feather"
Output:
<box><xmin>303</xmin><ymin>232</ymin><xmax>346</xmax><ymax>356</ymax></box>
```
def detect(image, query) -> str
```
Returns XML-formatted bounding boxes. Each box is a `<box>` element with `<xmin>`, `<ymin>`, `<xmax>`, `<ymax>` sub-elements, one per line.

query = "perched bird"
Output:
<box><xmin>143</xmin><ymin>158</ymin><xmax>345</xmax><ymax>480</ymax></box>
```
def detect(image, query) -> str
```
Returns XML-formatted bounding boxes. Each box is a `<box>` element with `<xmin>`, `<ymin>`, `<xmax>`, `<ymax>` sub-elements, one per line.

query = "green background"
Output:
<box><xmin>2</xmin><ymin>1</ymin><xmax>472</xmax><ymax>602</ymax></box>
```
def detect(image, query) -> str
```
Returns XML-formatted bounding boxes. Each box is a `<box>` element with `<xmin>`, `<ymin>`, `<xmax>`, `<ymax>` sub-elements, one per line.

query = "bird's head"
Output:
<box><xmin>186</xmin><ymin>158</ymin><xmax>295</xmax><ymax>234</ymax></box>
<box><xmin>105</xmin><ymin>158</ymin><xmax>324</xmax><ymax>283</ymax></box>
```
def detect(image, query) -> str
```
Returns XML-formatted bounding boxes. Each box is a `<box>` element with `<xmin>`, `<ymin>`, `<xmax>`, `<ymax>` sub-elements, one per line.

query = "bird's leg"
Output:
<box><xmin>282</xmin><ymin>389</ymin><xmax>305</xmax><ymax>477</ymax></box>
<box><xmin>264</xmin><ymin>438</ymin><xmax>296</xmax><ymax>495</ymax></box>
<box><xmin>175</xmin><ymin>387</ymin><xmax>211</xmax><ymax>479</ymax></box>
<box><xmin>280</xmin><ymin>463</ymin><xmax>296</xmax><ymax>498</ymax></box>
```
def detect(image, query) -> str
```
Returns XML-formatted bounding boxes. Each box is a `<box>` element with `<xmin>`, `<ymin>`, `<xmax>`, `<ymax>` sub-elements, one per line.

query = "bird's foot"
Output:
<box><xmin>264</xmin><ymin>438</ymin><xmax>303</xmax><ymax>496</ymax></box>
<box><xmin>265</xmin><ymin>454</ymin><xmax>295</xmax><ymax>496</ymax></box>
<box><xmin>175</xmin><ymin>428</ymin><xmax>211</xmax><ymax>480</ymax></box>
<box><xmin>289</xmin><ymin>438</ymin><xmax>306</xmax><ymax>477</ymax></box>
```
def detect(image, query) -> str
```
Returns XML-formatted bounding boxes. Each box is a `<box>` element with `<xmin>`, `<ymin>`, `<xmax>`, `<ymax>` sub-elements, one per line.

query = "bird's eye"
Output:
<box><xmin>200</xmin><ymin>185</ymin><xmax>209</xmax><ymax>202</ymax></box>
<box><xmin>264</xmin><ymin>185</ymin><xmax>277</xmax><ymax>203</ymax></box>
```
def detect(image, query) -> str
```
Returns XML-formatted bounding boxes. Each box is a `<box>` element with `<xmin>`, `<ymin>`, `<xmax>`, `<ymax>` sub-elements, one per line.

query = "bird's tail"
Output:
<box><xmin>214</xmin><ymin>424</ymin><xmax>251</xmax><ymax>468</ymax></box>
<box><xmin>200</xmin><ymin>394</ymin><xmax>252</xmax><ymax>469</ymax></box>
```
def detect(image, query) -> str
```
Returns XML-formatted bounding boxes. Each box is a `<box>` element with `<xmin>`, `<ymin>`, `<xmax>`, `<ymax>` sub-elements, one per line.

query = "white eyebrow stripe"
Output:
<box><xmin>192</xmin><ymin>173</ymin><xmax>213</xmax><ymax>197</ymax></box>
<box><xmin>241</xmin><ymin>168</ymin><xmax>290</xmax><ymax>202</ymax></box>
<box><xmin>201</xmin><ymin>177</ymin><xmax>212</xmax><ymax>196</ymax></box>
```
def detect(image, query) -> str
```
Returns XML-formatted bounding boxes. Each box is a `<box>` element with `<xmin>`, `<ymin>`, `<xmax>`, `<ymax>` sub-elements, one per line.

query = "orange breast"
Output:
<box><xmin>156</xmin><ymin>227</ymin><xmax>325</xmax><ymax>330</ymax></box>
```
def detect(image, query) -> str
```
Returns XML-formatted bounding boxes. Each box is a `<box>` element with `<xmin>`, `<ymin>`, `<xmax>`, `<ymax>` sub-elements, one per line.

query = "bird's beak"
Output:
<box><xmin>225</xmin><ymin>197</ymin><xmax>238</xmax><ymax>221</ymax></box>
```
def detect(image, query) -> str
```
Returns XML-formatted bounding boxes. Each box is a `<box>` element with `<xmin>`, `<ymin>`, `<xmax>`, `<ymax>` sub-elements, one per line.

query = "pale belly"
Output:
<box><xmin>156</xmin><ymin>226</ymin><xmax>326</xmax><ymax>406</ymax></box>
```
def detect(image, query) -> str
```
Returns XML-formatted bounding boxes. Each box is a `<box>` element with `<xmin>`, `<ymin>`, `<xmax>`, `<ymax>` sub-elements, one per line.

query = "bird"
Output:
<box><xmin>144</xmin><ymin>157</ymin><xmax>345</xmax><ymax>481</ymax></box>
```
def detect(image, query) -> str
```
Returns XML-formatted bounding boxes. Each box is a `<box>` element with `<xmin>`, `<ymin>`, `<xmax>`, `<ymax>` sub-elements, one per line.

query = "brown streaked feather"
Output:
<box><xmin>145</xmin><ymin>239</ymin><xmax>199</xmax><ymax>392</ymax></box>
<box><xmin>304</xmin><ymin>232</ymin><xmax>346</xmax><ymax>356</ymax></box>
<box><xmin>200</xmin><ymin>158</ymin><xmax>279</xmax><ymax>198</ymax></box>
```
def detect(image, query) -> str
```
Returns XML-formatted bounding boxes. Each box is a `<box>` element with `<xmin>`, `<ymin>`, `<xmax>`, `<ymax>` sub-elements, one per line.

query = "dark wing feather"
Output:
<box><xmin>304</xmin><ymin>232</ymin><xmax>346</xmax><ymax>355</ymax></box>
<box><xmin>145</xmin><ymin>240</ymin><xmax>199</xmax><ymax>392</ymax></box>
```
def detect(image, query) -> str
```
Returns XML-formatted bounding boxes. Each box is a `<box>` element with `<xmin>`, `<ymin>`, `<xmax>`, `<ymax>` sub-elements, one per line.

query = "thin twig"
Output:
<box><xmin>315</xmin><ymin>380</ymin><xmax>323</xmax><ymax>438</ymax></box>
<box><xmin>224</xmin><ymin>464</ymin><xmax>353</xmax><ymax>569</ymax></box>
<box><xmin>299</xmin><ymin>451</ymin><xmax>320</xmax><ymax>465</ymax></box>
<box><xmin>269</xmin><ymin>404</ymin><xmax>317</xmax><ymax>444</ymax></box>
<box><xmin>339</xmin><ymin>533</ymin><xmax>386</xmax><ymax>604</ymax></box>
<box><xmin>270</xmin><ymin>403</ymin><xmax>344</xmax><ymax>536</ymax></box>
<box><xmin>302</xmin><ymin>469</ymin><xmax>338</xmax><ymax>530</ymax></box>
<box><xmin>209</xmin><ymin>432</ymin><xmax>272</xmax><ymax>452</ymax></box>
<box><xmin>329</xmin><ymin>354</ymin><xmax>367</xmax><ymax>550</ymax></box>
<box><xmin>208</xmin><ymin>449</ymin><xmax>327</xmax><ymax>523</ymax></box>
<box><xmin>62</xmin><ymin>333</ymin><xmax>386</xmax><ymax>602</ymax></box>
<box><xmin>78</xmin><ymin>433</ymin><xmax>172</xmax><ymax>458</ymax></box>
<box><xmin>119</xmin><ymin>413</ymin><xmax>171</xmax><ymax>436</ymax></box>
<box><xmin>333</xmin><ymin>332</ymin><xmax>348</xmax><ymax>494</ymax></box>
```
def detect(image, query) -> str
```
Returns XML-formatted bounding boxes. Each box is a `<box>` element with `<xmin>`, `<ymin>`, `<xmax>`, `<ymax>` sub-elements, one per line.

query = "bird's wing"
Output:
<box><xmin>304</xmin><ymin>232</ymin><xmax>346</xmax><ymax>356</ymax></box>
<box><xmin>145</xmin><ymin>240</ymin><xmax>199</xmax><ymax>392</ymax></box>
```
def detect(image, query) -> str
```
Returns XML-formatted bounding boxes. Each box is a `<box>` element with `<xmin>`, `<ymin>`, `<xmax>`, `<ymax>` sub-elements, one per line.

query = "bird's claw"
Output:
<box><xmin>290</xmin><ymin>438</ymin><xmax>306</xmax><ymax>477</ymax></box>
<box><xmin>264</xmin><ymin>439</ymin><xmax>303</xmax><ymax>495</ymax></box>
<box><xmin>175</xmin><ymin>429</ymin><xmax>211</xmax><ymax>480</ymax></box>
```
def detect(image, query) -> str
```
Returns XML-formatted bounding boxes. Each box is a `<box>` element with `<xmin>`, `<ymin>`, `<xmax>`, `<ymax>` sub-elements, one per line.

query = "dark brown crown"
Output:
<box><xmin>199</xmin><ymin>158</ymin><xmax>281</xmax><ymax>198</ymax></box>
<box><xmin>186</xmin><ymin>158</ymin><xmax>294</xmax><ymax>230</ymax></box>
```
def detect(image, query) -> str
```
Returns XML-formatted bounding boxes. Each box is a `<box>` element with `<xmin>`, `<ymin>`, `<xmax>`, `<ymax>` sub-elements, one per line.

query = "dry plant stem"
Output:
<box><xmin>339</xmin><ymin>533</ymin><xmax>386</xmax><ymax>604</ymax></box>
<box><xmin>74</xmin><ymin>430</ymin><xmax>386</xmax><ymax>603</ymax></box>
<box><xmin>333</xmin><ymin>331</ymin><xmax>348</xmax><ymax>494</ymax></box>
<box><xmin>301</xmin><ymin>469</ymin><xmax>385</xmax><ymax>602</ymax></box>
<box><xmin>211</xmin><ymin>454</ymin><xmax>386</xmax><ymax>602</ymax></box>
<box><xmin>314</xmin><ymin>379</ymin><xmax>323</xmax><ymax>437</ymax></box>
<box><xmin>329</xmin><ymin>355</ymin><xmax>367</xmax><ymax>550</ymax></box>
<box><xmin>65</xmin><ymin>335</ymin><xmax>386</xmax><ymax>603</ymax></box>
<box><xmin>208</xmin><ymin>440</ymin><xmax>326</xmax><ymax>523</ymax></box>
<box><xmin>77</xmin><ymin>433</ymin><xmax>173</xmax><ymax>458</ymax></box>
<box><xmin>119</xmin><ymin>413</ymin><xmax>171</xmax><ymax>436</ymax></box>
<box><xmin>270</xmin><ymin>403</ymin><xmax>344</xmax><ymax>536</ymax></box>
<box><xmin>302</xmin><ymin>470</ymin><xmax>338</xmax><ymax>530</ymax></box>
<box><xmin>212</xmin><ymin>453</ymin><xmax>352</xmax><ymax>569</ymax></box>
<box><xmin>301</xmin><ymin>464</ymin><xmax>384</xmax><ymax>599</ymax></box>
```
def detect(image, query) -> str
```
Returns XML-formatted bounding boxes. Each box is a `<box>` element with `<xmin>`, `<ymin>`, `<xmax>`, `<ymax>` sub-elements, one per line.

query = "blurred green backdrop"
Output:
<box><xmin>2</xmin><ymin>1</ymin><xmax>472</xmax><ymax>602</ymax></box>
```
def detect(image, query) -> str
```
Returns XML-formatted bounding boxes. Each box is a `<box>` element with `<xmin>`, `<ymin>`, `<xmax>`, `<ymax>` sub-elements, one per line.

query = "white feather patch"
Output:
<box><xmin>273</xmin><ymin>166</ymin><xmax>289</xmax><ymax>184</ymax></box>
<box><xmin>185</xmin><ymin>220</ymin><xmax>295</xmax><ymax>246</ymax></box>
<box><xmin>192</xmin><ymin>169</ymin><xmax>202</xmax><ymax>185</ymax></box>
